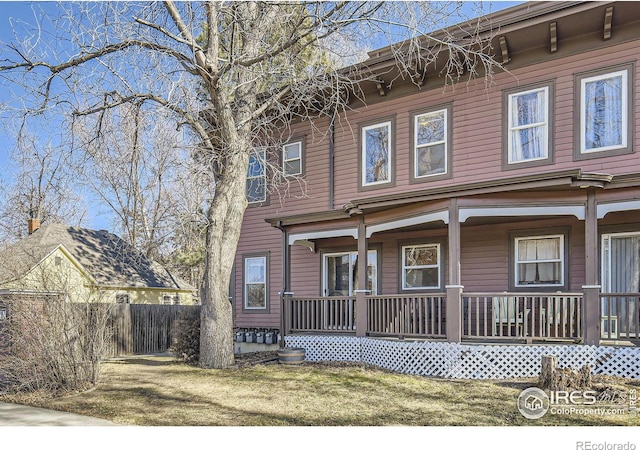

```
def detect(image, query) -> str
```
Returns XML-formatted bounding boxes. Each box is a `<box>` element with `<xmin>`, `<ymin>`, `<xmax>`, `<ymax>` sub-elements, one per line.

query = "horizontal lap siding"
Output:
<box><xmin>284</xmin><ymin>40</ymin><xmax>640</xmax><ymax>216</ymax></box>
<box><xmin>290</xmin><ymin>245</ymin><xmax>321</xmax><ymax>297</ymax></box>
<box><xmin>461</xmin><ymin>224</ymin><xmax>509</xmax><ymax>292</ymax></box>
<box><xmin>234</xmin><ymin>208</ymin><xmax>282</xmax><ymax>329</ymax></box>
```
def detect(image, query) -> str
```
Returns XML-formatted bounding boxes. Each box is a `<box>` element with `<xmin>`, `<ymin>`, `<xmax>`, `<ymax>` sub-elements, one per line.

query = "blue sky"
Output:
<box><xmin>0</xmin><ymin>0</ymin><xmax>524</xmax><ymax>231</ymax></box>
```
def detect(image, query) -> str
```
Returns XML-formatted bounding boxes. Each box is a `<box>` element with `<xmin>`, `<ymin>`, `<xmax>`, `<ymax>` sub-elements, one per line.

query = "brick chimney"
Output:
<box><xmin>28</xmin><ymin>218</ymin><xmax>41</xmax><ymax>235</ymax></box>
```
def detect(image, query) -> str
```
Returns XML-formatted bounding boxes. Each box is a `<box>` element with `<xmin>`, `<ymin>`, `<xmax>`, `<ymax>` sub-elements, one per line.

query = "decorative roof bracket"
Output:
<box><xmin>498</xmin><ymin>36</ymin><xmax>510</xmax><ymax>64</ymax></box>
<box><xmin>603</xmin><ymin>6</ymin><xmax>613</xmax><ymax>40</ymax></box>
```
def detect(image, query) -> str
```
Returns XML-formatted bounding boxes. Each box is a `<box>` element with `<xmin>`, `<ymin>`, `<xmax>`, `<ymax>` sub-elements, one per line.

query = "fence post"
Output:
<box><xmin>446</xmin><ymin>285</ymin><xmax>463</xmax><ymax>343</ymax></box>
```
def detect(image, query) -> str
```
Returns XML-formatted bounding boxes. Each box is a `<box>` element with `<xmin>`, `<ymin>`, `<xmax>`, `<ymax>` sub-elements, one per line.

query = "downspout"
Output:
<box><xmin>275</xmin><ymin>220</ymin><xmax>289</xmax><ymax>348</ymax></box>
<box><xmin>329</xmin><ymin>109</ymin><xmax>336</xmax><ymax>210</ymax></box>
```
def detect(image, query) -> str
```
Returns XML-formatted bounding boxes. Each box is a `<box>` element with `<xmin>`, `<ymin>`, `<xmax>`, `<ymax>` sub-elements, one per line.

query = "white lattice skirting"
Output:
<box><xmin>284</xmin><ymin>336</ymin><xmax>640</xmax><ymax>380</ymax></box>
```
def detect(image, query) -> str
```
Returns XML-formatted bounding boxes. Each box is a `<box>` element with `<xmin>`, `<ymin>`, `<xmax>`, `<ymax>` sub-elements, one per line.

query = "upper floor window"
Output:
<box><xmin>506</xmin><ymin>85</ymin><xmax>551</xmax><ymax>165</ymax></box>
<box><xmin>402</xmin><ymin>244</ymin><xmax>441</xmax><ymax>290</ymax></box>
<box><xmin>514</xmin><ymin>234</ymin><xmax>564</xmax><ymax>287</ymax></box>
<box><xmin>361</xmin><ymin>120</ymin><xmax>392</xmax><ymax>188</ymax></box>
<box><xmin>282</xmin><ymin>141</ymin><xmax>303</xmax><ymax>176</ymax></box>
<box><xmin>576</xmin><ymin>65</ymin><xmax>633</xmax><ymax>160</ymax></box>
<box><xmin>244</xmin><ymin>255</ymin><xmax>268</xmax><ymax>310</ymax></box>
<box><xmin>581</xmin><ymin>69</ymin><xmax>627</xmax><ymax>153</ymax></box>
<box><xmin>247</xmin><ymin>148</ymin><xmax>266</xmax><ymax>203</ymax></box>
<box><xmin>413</xmin><ymin>109</ymin><xmax>448</xmax><ymax>179</ymax></box>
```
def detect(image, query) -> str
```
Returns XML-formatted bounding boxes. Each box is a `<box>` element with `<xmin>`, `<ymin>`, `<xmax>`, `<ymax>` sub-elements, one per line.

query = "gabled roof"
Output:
<box><xmin>0</xmin><ymin>224</ymin><xmax>191</xmax><ymax>291</ymax></box>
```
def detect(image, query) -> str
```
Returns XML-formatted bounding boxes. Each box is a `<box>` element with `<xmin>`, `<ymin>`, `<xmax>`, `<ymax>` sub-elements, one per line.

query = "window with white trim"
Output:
<box><xmin>414</xmin><ymin>109</ymin><xmax>447</xmax><ymax>177</ymax></box>
<box><xmin>244</xmin><ymin>255</ymin><xmax>267</xmax><ymax>309</ymax></box>
<box><xmin>514</xmin><ymin>235</ymin><xmax>564</xmax><ymax>287</ymax></box>
<box><xmin>246</xmin><ymin>148</ymin><xmax>266</xmax><ymax>203</ymax></box>
<box><xmin>282</xmin><ymin>141</ymin><xmax>302</xmax><ymax>176</ymax></box>
<box><xmin>402</xmin><ymin>244</ymin><xmax>441</xmax><ymax>290</ymax></box>
<box><xmin>507</xmin><ymin>86</ymin><xmax>549</xmax><ymax>164</ymax></box>
<box><xmin>580</xmin><ymin>69</ymin><xmax>627</xmax><ymax>153</ymax></box>
<box><xmin>362</xmin><ymin>121</ymin><xmax>391</xmax><ymax>186</ymax></box>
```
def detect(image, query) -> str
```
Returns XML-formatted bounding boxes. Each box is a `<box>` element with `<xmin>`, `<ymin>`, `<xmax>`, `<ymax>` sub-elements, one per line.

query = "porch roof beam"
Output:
<box><xmin>459</xmin><ymin>205</ymin><xmax>586</xmax><ymax>222</ymax></box>
<box><xmin>597</xmin><ymin>200</ymin><xmax>640</xmax><ymax>219</ymax></box>
<box><xmin>288</xmin><ymin>228</ymin><xmax>358</xmax><ymax>246</ymax></box>
<box><xmin>366</xmin><ymin>210</ymin><xmax>449</xmax><ymax>238</ymax></box>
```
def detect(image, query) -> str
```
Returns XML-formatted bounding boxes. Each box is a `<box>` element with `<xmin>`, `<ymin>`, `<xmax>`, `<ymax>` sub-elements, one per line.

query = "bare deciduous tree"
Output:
<box><xmin>0</xmin><ymin>1</ymin><xmax>502</xmax><ymax>368</ymax></box>
<box><xmin>0</xmin><ymin>133</ymin><xmax>86</xmax><ymax>243</ymax></box>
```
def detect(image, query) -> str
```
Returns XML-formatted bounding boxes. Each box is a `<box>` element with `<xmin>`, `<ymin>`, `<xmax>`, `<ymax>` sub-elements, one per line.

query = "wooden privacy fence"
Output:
<box><xmin>107</xmin><ymin>304</ymin><xmax>201</xmax><ymax>357</ymax></box>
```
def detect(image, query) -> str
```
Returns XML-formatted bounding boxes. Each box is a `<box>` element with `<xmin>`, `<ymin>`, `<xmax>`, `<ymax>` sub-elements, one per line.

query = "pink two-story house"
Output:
<box><xmin>232</xmin><ymin>1</ymin><xmax>640</xmax><ymax>351</ymax></box>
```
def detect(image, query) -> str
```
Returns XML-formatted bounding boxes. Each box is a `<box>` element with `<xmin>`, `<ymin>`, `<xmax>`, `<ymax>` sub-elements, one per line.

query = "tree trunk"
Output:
<box><xmin>539</xmin><ymin>355</ymin><xmax>557</xmax><ymax>389</ymax></box>
<box><xmin>199</xmin><ymin>150</ymin><xmax>249</xmax><ymax>369</ymax></box>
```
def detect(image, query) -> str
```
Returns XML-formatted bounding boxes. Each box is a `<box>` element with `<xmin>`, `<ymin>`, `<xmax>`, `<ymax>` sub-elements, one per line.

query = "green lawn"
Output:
<box><xmin>4</xmin><ymin>354</ymin><xmax>638</xmax><ymax>427</ymax></box>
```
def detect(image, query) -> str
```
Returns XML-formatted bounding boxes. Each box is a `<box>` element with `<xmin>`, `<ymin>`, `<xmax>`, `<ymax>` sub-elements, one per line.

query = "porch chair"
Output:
<box><xmin>492</xmin><ymin>297</ymin><xmax>530</xmax><ymax>337</ymax></box>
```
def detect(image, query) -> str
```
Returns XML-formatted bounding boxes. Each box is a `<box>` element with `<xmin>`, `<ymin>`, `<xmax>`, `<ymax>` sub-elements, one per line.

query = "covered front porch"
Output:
<box><xmin>267</xmin><ymin>172</ymin><xmax>640</xmax><ymax>347</ymax></box>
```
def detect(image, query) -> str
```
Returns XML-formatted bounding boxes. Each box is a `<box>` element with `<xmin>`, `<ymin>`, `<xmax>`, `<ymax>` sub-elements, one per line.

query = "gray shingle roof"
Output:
<box><xmin>0</xmin><ymin>224</ymin><xmax>190</xmax><ymax>290</ymax></box>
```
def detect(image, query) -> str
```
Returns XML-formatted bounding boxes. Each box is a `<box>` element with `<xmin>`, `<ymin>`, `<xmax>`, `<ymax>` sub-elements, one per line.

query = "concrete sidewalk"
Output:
<box><xmin>0</xmin><ymin>402</ymin><xmax>117</xmax><ymax>426</ymax></box>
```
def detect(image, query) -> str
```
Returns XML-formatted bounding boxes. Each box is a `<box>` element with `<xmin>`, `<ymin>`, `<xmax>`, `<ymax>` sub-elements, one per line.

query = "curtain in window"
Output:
<box><xmin>518</xmin><ymin>237</ymin><xmax>561</xmax><ymax>284</ymax></box>
<box><xmin>606</xmin><ymin>235</ymin><xmax>640</xmax><ymax>335</ymax></box>
<box><xmin>584</xmin><ymin>75</ymin><xmax>623</xmax><ymax>150</ymax></box>
<box><xmin>610</xmin><ymin>236</ymin><xmax>640</xmax><ymax>293</ymax></box>
<box><xmin>510</xmin><ymin>90</ymin><xmax>546</xmax><ymax>162</ymax></box>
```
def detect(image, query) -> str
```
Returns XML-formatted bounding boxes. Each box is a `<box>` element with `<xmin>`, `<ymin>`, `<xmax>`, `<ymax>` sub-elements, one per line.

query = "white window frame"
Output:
<box><xmin>514</xmin><ymin>234</ymin><xmax>564</xmax><ymax>287</ymax></box>
<box><xmin>282</xmin><ymin>141</ymin><xmax>302</xmax><ymax>176</ymax></box>
<box><xmin>401</xmin><ymin>243</ymin><xmax>441</xmax><ymax>290</ymax></box>
<box><xmin>507</xmin><ymin>86</ymin><xmax>549</xmax><ymax>164</ymax></box>
<box><xmin>580</xmin><ymin>69</ymin><xmax>628</xmax><ymax>154</ymax></box>
<box><xmin>244</xmin><ymin>256</ymin><xmax>267</xmax><ymax>310</ymax></box>
<box><xmin>247</xmin><ymin>148</ymin><xmax>266</xmax><ymax>203</ymax></box>
<box><xmin>361</xmin><ymin>121</ymin><xmax>392</xmax><ymax>187</ymax></box>
<box><xmin>414</xmin><ymin>109</ymin><xmax>447</xmax><ymax>178</ymax></box>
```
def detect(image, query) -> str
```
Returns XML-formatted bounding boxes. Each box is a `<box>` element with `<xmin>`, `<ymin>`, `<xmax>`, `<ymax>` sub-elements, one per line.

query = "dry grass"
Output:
<box><xmin>3</xmin><ymin>354</ymin><xmax>639</xmax><ymax>426</ymax></box>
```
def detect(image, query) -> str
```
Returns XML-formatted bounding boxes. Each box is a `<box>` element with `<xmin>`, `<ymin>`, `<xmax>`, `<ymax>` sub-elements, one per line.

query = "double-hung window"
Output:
<box><xmin>282</xmin><ymin>141</ymin><xmax>302</xmax><ymax>176</ymax></box>
<box><xmin>361</xmin><ymin>121</ymin><xmax>392</xmax><ymax>188</ymax></box>
<box><xmin>413</xmin><ymin>109</ymin><xmax>448</xmax><ymax>178</ymax></box>
<box><xmin>579</xmin><ymin>68</ymin><xmax>629</xmax><ymax>154</ymax></box>
<box><xmin>244</xmin><ymin>255</ymin><xmax>267</xmax><ymax>310</ymax></box>
<box><xmin>514</xmin><ymin>235</ymin><xmax>564</xmax><ymax>287</ymax></box>
<box><xmin>247</xmin><ymin>148</ymin><xmax>266</xmax><ymax>203</ymax></box>
<box><xmin>507</xmin><ymin>86</ymin><xmax>550</xmax><ymax>164</ymax></box>
<box><xmin>402</xmin><ymin>244</ymin><xmax>441</xmax><ymax>290</ymax></box>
